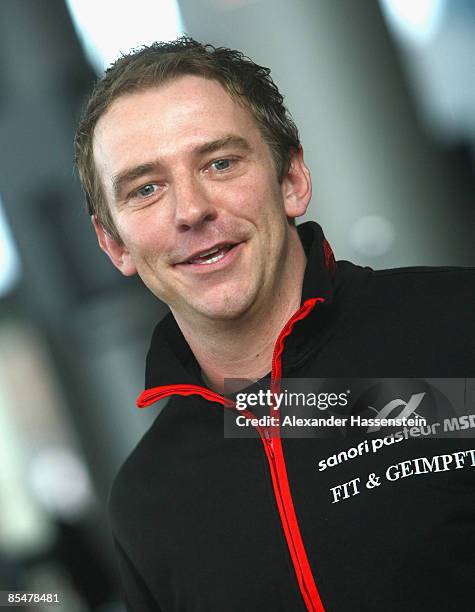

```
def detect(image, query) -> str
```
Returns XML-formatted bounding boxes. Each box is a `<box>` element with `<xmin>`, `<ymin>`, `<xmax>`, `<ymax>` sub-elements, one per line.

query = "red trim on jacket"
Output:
<box><xmin>136</xmin><ymin>298</ymin><xmax>326</xmax><ymax>612</ymax></box>
<box><xmin>137</xmin><ymin>384</ymin><xmax>235</xmax><ymax>409</ymax></box>
<box><xmin>322</xmin><ymin>238</ymin><xmax>336</xmax><ymax>276</ymax></box>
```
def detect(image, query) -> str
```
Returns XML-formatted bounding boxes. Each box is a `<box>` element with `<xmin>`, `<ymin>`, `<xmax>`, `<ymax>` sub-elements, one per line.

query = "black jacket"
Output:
<box><xmin>109</xmin><ymin>222</ymin><xmax>475</xmax><ymax>611</ymax></box>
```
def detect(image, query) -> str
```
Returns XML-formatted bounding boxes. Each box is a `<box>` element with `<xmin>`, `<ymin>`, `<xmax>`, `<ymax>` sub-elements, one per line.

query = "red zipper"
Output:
<box><xmin>263</xmin><ymin>298</ymin><xmax>325</xmax><ymax>612</ymax></box>
<box><xmin>136</xmin><ymin>297</ymin><xmax>326</xmax><ymax>611</ymax></box>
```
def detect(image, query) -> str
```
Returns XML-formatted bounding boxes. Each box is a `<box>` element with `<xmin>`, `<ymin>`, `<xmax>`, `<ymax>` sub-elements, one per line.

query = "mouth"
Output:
<box><xmin>178</xmin><ymin>242</ymin><xmax>240</xmax><ymax>266</ymax></box>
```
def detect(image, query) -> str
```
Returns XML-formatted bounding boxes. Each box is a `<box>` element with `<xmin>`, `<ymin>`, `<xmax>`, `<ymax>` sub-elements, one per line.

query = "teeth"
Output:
<box><xmin>195</xmin><ymin>251</ymin><xmax>226</xmax><ymax>265</ymax></box>
<box><xmin>198</xmin><ymin>246</ymin><xmax>221</xmax><ymax>258</ymax></box>
<box><xmin>187</xmin><ymin>244</ymin><xmax>234</xmax><ymax>264</ymax></box>
<box><xmin>188</xmin><ymin>244</ymin><xmax>235</xmax><ymax>265</ymax></box>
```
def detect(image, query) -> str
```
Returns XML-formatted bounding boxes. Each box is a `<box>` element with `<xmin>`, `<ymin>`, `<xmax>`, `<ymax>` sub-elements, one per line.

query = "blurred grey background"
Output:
<box><xmin>0</xmin><ymin>0</ymin><xmax>473</xmax><ymax>609</ymax></box>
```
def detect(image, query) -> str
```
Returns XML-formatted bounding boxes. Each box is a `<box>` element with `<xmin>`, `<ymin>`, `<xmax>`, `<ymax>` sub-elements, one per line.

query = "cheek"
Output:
<box><xmin>226</xmin><ymin>172</ymin><xmax>283</xmax><ymax>220</ymax></box>
<box><xmin>117</xmin><ymin>214</ymin><xmax>170</xmax><ymax>263</ymax></box>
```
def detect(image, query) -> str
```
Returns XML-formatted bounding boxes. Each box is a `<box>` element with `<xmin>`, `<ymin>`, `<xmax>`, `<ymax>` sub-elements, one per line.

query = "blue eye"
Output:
<box><xmin>137</xmin><ymin>184</ymin><xmax>156</xmax><ymax>198</ymax></box>
<box><xmin>211</xmin><ymin>159</ymin><xmax>231</xmax><ymax>171</ymax></box>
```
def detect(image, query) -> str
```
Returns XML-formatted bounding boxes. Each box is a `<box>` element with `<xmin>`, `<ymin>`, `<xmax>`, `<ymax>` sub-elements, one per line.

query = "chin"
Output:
<box><xmin>193</xmin><ymin>290</ymin><xmax>257</xmax><ymax>322</ymax></box>
<box><xmin>196</xmin><ymin>302</ymin><xmax>250</xmax><ymax>322</ymax></box>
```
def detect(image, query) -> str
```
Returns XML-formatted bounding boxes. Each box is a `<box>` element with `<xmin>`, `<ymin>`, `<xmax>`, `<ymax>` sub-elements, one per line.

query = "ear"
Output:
<box><xmin>281</xmin><ymin>146</ymin><xmax>312</xmax><ymax>219</ymax></box>
<box><xmin>91</xmin><ymin>216</ymin><xmax>137</xmax><ymax>276</ymax></box>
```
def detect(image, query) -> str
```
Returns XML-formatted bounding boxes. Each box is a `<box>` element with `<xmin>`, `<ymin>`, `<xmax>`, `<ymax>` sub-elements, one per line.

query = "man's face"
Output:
<box><xmin>93</xmin><ymin>75</ymin><xmax>309</xmax><ymax>323</ymax></box>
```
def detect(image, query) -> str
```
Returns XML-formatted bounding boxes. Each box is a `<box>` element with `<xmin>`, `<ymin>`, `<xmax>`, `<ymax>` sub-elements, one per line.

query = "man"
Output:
<box><xmin>75</xmin><ymin>37</ymin><xmax>475</xmax><ymax>611</ymax></box>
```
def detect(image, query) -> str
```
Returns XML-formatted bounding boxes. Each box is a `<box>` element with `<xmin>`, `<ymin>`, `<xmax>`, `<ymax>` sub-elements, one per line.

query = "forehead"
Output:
<box><xmin>93</xmin><ymin>75</ymin><xmax>264</xmax><ymax>181</ymax></box>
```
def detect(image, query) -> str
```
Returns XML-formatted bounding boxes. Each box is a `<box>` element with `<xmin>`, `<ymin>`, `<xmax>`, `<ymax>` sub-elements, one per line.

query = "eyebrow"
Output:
<box><xmin>110</xmin><ymin>135</ymin><xmax>251</xmax><ymax>201</ymax></box>
<box><xmin>195</xmin><ymin>135</ymin><xmax>251</xmax><ymax>157</ymax></box>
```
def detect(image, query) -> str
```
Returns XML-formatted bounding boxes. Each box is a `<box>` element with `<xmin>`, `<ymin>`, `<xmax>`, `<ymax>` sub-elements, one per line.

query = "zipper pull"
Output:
<box><xmin>263</xmin><ymin>428</ymin><xmax>275</xmax><ymax>459</ymax></box>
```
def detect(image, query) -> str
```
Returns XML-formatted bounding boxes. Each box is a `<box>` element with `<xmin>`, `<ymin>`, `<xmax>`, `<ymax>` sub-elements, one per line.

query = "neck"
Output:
<box><xmin>173</xmin><ymin>228</ymin><xmax>307</xmax><ymax>393</ymax></box>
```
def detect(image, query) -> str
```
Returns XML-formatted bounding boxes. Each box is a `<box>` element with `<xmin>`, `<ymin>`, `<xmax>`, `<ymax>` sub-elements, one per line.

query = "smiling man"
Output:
<box><xmin>90</xmin><ymin>73</ymin><xmax>309</xmax><ymax>392</ymax></box>
<box><xmin>75</xmin><ymin>38</ymin><xmax>475</xmax><ymax>612</ymax></box>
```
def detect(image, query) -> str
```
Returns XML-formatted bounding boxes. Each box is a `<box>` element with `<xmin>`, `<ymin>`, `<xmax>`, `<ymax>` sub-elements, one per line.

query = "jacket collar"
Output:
<box><xmin>144</xmin><ymin>221</ymin><xmax>337</xmax><ymax>390</ymax></box>
<box><xmin>298</xmin><ymin>221</ymin><xmax>335</xmax><ymax>305</ymax></box>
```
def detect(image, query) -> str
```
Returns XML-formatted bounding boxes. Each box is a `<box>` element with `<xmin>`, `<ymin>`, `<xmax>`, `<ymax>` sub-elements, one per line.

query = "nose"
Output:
<box><xmin>173</xmin><ymin>175</ymin><xmax>218</xmax><ymax>231</ymax></box>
